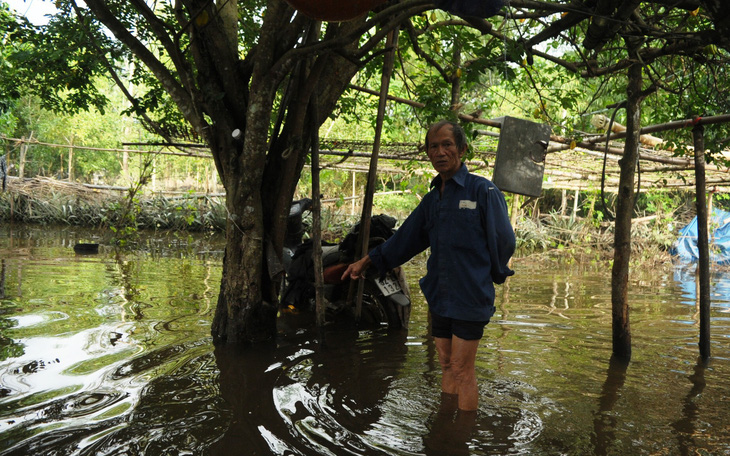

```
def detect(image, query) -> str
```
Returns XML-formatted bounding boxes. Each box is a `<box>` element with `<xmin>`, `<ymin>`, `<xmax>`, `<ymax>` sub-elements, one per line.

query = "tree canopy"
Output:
<box><xmin>4</xmin><ymin>1</ymin><xmax>728</xmax><ymax>150</ymax></box>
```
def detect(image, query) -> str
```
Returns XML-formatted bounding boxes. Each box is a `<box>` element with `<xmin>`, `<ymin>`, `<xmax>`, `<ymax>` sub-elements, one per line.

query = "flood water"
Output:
<box><xmin>1</xmin><ymin>225</ymin><xmax>729</xmax><ymax>455</ymax></box>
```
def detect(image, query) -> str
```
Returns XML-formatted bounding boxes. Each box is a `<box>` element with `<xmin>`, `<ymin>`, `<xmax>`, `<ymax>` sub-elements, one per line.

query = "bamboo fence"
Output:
<box><xmin>3</xmin><ymin>111</ymin><xmax>730</xmax><ymax>196</ymax></box>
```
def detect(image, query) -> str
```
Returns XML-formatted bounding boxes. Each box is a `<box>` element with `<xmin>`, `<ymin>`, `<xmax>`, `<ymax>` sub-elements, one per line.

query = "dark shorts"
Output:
<box><xmin>430</xmin><ymin>312</ymin><xmax>489</xmax><ymax>341</ymax></box>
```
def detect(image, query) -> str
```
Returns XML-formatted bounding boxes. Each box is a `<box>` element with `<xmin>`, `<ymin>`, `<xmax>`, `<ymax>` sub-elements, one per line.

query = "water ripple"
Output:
<box><xmin>3</xmin><ymin>229</ymin><xmax>730</xmax><ymax>456</ymax></box>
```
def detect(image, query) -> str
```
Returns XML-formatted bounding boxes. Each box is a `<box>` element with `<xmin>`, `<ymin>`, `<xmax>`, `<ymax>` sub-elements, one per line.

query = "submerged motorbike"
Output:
<box><xmin>281</xmin><ymin>198</ymin><xmax>411</xmax><ymax>329</ymax></box>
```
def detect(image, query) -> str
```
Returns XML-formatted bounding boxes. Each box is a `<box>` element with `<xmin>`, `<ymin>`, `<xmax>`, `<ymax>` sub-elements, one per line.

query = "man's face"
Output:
<box><xmin>426</xmin><ymin>124</ymin><xmax>466</xmax><ymax>179</ymax></box>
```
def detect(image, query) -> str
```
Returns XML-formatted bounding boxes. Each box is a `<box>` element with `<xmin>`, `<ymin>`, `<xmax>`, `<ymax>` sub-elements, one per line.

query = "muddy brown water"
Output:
<box><xmin>1</xmin><ymin>225</ymin><xmax>729</xmax><ymax>455</ymax></box>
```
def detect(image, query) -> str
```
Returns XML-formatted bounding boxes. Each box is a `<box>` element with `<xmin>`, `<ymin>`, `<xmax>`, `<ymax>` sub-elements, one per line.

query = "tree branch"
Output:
<box><xmin>404</xmin><ymin>19</ymin><xmax>451</xmax><ymax>83</ymax></box>
<box><xmin>81</xmin><ymin>0</ymin><xmax>203</xmax><ymax>133</ymax></box>
<box><xmin>268</xmin><ymin>0</ymin><xmax>432</xmax><ymax>81</ymax></box>
<box><xmin>127</xmin><ymin>0</ymin><xmax>194</xmax><ymax>83</ymax></box>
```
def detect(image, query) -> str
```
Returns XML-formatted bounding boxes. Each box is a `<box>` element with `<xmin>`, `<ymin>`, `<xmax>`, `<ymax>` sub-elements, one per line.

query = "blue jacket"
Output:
<box><xmin>369</xmin><ymin>164</ymin><xmax>515</xmax><ymax>321</ymax></box>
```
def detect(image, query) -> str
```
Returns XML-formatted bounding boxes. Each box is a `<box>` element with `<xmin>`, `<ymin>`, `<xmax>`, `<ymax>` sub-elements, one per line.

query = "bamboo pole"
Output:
<box><xmin>693</xmin><ymin>125</ymin><xmax>711</xmax><ymax>359</ymax></box>
<box><xmin>1</xmin><ymin>136</ymin><xmax>204</xmax><ymax>158</ymax></box>
<box><xmin>578</xmin><ymin>114</ymin><xmax>730</xmax><ymax>148</ymax></box>
<box><xmin>353</xmin><ymin>28</ymin><xmax>399</xmax><ymax>321</ymax></box>
<box><xmin>591</xmin><ymin>114</ymin><xmax>665</xmax><ymax>147</ymax></box>
<box><xmin>311</xmin><ymin>97</ymin><xmax>326</xmax><ymax>328</ymax></box>
<box><xmin>6</xmin><ymin>129</ymin><xmax>727</xmax><ymax>172</ymax></box>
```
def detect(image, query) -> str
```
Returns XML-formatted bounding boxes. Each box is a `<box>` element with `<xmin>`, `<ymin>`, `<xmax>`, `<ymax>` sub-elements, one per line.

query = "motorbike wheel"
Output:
<box><xmin>360</xmin><ymin>284</ymin><xmax>402</xmax><ymax>329</ymax></box>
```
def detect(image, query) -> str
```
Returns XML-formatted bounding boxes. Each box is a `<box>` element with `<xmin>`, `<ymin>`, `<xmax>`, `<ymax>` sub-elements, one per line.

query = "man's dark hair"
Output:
<box><xmin>425</xmin><ymin>120</ymin><xmax>468</xmax><ymax>152</ymax></box>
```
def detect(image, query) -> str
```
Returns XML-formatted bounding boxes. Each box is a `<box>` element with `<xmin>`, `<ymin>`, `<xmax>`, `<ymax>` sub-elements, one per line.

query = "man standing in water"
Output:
<box><xmin>342</xmin><ymin>120</ymin><xmax>515</xmax><ymax>412</ymax></box>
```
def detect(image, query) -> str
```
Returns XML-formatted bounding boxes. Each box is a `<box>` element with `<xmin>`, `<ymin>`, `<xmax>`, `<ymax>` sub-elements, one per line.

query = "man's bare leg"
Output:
<box><xmin>435</xmin><ymin>335</ymin><xmax>480</xmax><ymax>411</ymax></box>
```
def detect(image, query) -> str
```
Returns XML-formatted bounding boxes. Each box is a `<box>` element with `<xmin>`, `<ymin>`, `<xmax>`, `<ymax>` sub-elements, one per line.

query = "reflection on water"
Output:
<box><xmin>592</xmin><ymin>356</ymin><xmax>628</xmax><ymax>456</ymax></box>
<box><xmin>1</xmin><ymin>225</ymin><xmax>730</xmax><ymax>455</ymax></box>
<box><xmin>671</xmin><ymin>357</ymin><xmax>708</xmax><ymax>456</ymax></box>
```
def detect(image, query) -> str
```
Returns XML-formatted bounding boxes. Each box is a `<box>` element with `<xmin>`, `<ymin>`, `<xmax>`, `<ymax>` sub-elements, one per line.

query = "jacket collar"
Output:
<box><xmin>431</xmin><ymin>163</ymin><xmax>468</xmax><ymax>190</ymax></box>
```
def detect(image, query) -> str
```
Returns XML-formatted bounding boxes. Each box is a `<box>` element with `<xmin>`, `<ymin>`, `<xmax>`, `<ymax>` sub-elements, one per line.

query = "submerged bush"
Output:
<box><xmin>1</xmin><ymin>177</ymin><xmax>686</xmax><ymax>267</ymax></box>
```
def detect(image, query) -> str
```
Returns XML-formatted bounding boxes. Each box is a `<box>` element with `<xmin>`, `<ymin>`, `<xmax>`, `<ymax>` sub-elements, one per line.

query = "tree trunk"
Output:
<box><xmin>207</xmin><ymin>6</ymin><xmax>367</xmax><ymax>344</ymax></box>
<box><xmin>80</xmin><ymin>0</ymin><xmax>395</xmax><ymax>346</ymax></box>
<box><xmin>610</xmin><ymin>42</ymin><xmax>644</xmax><ymax>360</ymax></box>
<box><xmin>211</xmin><ymin>191</ymin><xmax>277</xmax><ymax>344</ymax></box>
<box><xmin>209</xmin><ymin>94</ymin><xmax>276</xmax><ymax>344</ymax></box>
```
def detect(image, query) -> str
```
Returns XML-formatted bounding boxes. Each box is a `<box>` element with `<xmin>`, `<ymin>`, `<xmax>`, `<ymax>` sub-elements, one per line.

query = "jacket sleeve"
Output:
<box><xmin>482</xmin><ymin>184</ymin><xmax>515</xmax><ymax>284</ymax></box>
<box><xmin>368</xmin><ymin>201</ymin><xmax>430</xmax><ymax>274</ymax></box>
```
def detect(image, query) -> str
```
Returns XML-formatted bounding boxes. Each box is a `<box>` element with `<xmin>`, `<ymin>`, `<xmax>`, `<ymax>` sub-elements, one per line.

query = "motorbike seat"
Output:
<box><xmin>321</xmin><ymin>244</ymin><xmax>343</xmax><ymax>267</ymax></box>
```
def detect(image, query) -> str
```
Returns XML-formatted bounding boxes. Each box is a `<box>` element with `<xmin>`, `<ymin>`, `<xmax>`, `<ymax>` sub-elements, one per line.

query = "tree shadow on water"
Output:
<box><xmin>210</xmin><ymin>341</ymin><xmax>282</xmax><ymax>456</ymax></box>
<box><xmin>211</xmin><ymin>318</ymin><xmax>410</xmax><ymax>456</ymax></box>
<box><xmin>592</xmin><ymin>355</ymin><xmax>709</xmax><ymax>456</ymax></box>
<box><xmin>671</xmin><ymin>357</ymin><xmax>708</xmax><ymax>456</ymax></box>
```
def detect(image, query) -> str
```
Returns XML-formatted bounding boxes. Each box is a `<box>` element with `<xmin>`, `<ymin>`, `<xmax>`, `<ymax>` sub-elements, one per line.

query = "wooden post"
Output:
<box><xmin>351</xmin><ymin>170</ymin><xmax>356</xmax><ymax>216</ymax></box>
<box><xmin>205</xmin><ymin>163</ymin><xmax>210</xmax><ymax>193</ymax></box>
<box><xmin>693</xmin><ymin>124</ymin><xmax>711</xmax><ymax>359</ymax></box>
<box><xmin>508</xmin><ymin>195</ymin><xmax>519</xmax><ymax>270</ymax></box>
<box><xmin>151</xmin><ymin>156</ymin><xmax>156</xmax><ymax>192</ymax></box>
<box><xmin>19</xmin><ymin>132</ymin><xmax>33</xmax><ymax>178</ymax></box>
<box><xmin>211</xmin><ymin>164</ymin><xmax>218</xmax><ymax>192</ymax></box>
<box><xmin>353</xmin><ymin>28</ymin><xmax>399</xmax><ymax>320</ymax></box>
<box><xmin>68</xmin><ymin>136</ymin><xmax>75</xmax><ymax>182</ymax></box>
<box><xmin>0</xmin><ymin>259</ymin><xmax>5</xmax><ymax>300</ymax></box>
<box><xmin>509</xmin><ymin>194</ymin><xmax>520</xmax><ymax>229</ymax></box>
<box><xmin>708</xmin><ymin>188</ymin><xmax>714</xmax><ymax>225</ymax></box>
<box><xmin>123</xmin><ymin>149</ymin><xmax>130</xmax><ymax>184</ymax></box>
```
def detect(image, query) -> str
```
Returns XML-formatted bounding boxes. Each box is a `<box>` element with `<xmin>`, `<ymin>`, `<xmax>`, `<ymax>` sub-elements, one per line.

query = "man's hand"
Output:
<box><xmin>341</xmin><ymin>255</ymin><xmax>371</xmax><ymax>281</ymax></box>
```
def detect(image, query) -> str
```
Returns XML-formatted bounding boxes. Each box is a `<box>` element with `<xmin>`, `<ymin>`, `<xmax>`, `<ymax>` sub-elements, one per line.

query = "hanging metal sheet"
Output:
<box><xmin>492</xmin><ymin>116</ymin><xmax>551</xmax><ymax>197</ymax></box>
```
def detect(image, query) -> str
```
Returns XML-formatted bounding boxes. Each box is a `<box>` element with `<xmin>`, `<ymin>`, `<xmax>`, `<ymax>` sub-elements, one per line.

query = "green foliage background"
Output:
<box><xmin>2</xmin><ymin>0</ymin><xmax>729</xmax><ymax>257</ymax></box>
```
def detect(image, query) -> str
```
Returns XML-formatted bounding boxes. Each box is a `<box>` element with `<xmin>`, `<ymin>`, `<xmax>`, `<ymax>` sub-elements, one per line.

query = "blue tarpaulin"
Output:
<box><xmin>670</xmin><ymin>208</ymin><xmax>730</xmax><ymax>265</ymax></box>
